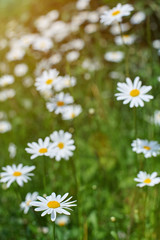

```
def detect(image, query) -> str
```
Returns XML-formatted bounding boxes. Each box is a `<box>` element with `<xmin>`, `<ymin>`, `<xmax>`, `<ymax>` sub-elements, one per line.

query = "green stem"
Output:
<box><xmin>43</xmin><ymin>156</ymin><xmax>47</xmax><ymax>191</ymax></box>
<box><xmin>118</xmin><ymin>22</ymin><xmax>129</xmax><ymax>77</ymax></box>
<box><xmin>53</xmin><ymin>222</ymin><xmax>55</xmax><ymax>240</ymax></box>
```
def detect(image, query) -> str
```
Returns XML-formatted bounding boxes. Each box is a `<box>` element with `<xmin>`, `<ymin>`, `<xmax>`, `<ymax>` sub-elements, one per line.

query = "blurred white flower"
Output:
<box><xmin>0</xmin><ymin>121</ymin><xmax>12</xmax><ymax>133</ymax></box>
<box><xmin>130</xmin><ymin>11</ymin><xmax>146</xmax><ymax>25</ymax></box>
<box><xmin>104</xmin><ymin>51</ymin><xmax>124</xmax><ymax>62</ymax></box>
<box><xmin>134</xmin><ymin>171</ymin><xmax>160</xmax><ymax>187</ymax></box>
<box><xmin>54</xmin><ymin>75</ymin><xmax>77</xmax><ymax>91</ymax></box>
<box><xmin>0</xmin><ymin>89</ymin><xmax>16</xmax><ymax>101</ymax></box>
<box><xmin>76</xmin><ymin>0</ymin><xmax>90</xmax><ymax>10</ymax></box>
<box><xmin>0</xmin><ymin>164</ymin><xmax>35</xmax><ymax>188</ymax></box>
<box><xmin>61</xmin><ymin>105</ymin><xmax>82</xmax><ymax>120</ymax></box>
<box><xmin>20</xmin><ymin>192</ymin><xmax>38</xmax><ymax>214</ymax></box>
<box><xmin>66</xmin><ymin>51</ymin><xmax>80</xmax><ymax>62</ymax></box>
<box><xmin>0</xmin><ymin>89</ymin><xmax>16</xmax><ymax>102</ymax></box>
<box><xmin>8</xmin><ymin>143</ymin><xmax>17</xmax><ymax>158</ymax></box>
<box><xmin>109</xmin><ymin>22</ymin><xmax>131</xmax><ymax>35</ymax></box>
<box><xmin>0</xmin><ymin>75</ymin><xmax>14</xmax><ymax>87</ymax></box>
<box><xmin>6</xmin><ymin>48</ymin><xmax>25</xmax><ymax>61</ymax></box>
<box><xmin>32</xmin><ymin>36</ymin><xmax>53</xmax><ymax>52</ymax></box>
<box><xmin>131</xmin><ymin>139</ymin><xmax>160</xmax><ymax>158</ymax></box>
<box><xmin>150</xmin><ymin>110</ymin><xmax>160</xmax><ymax>126</ymax></box>
<box><xmin>152</xmin><ymin>40</ymin><xmax>160</xmax><ymax>50</ymax></box>
<box><xmin>50</xmin><ymin>130</ymin><xmax>76</xmax><ymax>161</ymax></box>
<box><xmin>114</xmin><ymin>34</ymin><xmax>136</xmax><ymax>45</ymax></box>
<box><xmin>56</xmin><ymin>215</ymin><xmax>69</xmax><ymax>226</ymax></box>
<box><xmin>14</xmin><ymin>63</ymin><xmax>28</xmax><ymax>77</ymax></box>
<box><xmin>46</xmin><ymin>92</ymin><xmax>74</xmax><ymax>114</ymax></box>
<box><xmin>100</xmin><ymin>3</ymin><xmax>134</xmax><ymax>26</ymax></box>
<box><xmin>84</xmin><ymin>24</ymin><xmax>97</xmax><ymax>34</ymax></box>
<box><xmin>35</xmin><ymin>69</ymin><xmax>59</xmax><ymax>92</ymax></box>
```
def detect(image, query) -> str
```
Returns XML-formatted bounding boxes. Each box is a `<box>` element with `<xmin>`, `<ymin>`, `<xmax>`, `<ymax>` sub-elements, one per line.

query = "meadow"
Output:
<box><xmin>0</xmin><ymin>0</ymin><xmax>160</xmax><ymax>239</ymax></box>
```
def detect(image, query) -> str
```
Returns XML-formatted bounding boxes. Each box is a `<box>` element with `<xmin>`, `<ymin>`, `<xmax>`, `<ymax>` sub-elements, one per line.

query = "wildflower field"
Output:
<box><xmin>1</xmin><ymin>0</ymin><xmax>160</xmax><ymax>239</ymax></box>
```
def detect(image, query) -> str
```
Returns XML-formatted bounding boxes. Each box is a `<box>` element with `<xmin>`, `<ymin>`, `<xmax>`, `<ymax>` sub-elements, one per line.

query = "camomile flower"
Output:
<box><xmin>30</xmin><ymin>192</ymin><xmax>76</xmax><ymax>222</ymax></box>
<box><xmin>8</xmin><ymin>143</ymin><xmax>17</xmax><ymax>158</ymax></box>
<box><xmin>56</xmin><ymin>215</ymin><xmax>69</xmax><ymax>226</ymax></box>
<box><xmin>46</xmin><ymin>92</ymin><xmax>74</xmax><ymax>114</ymax></box>
<box><xmin>50</xmin><ymin>130</ymin><xmax>76</xmax><ymax>161</ymax></box>
<box><xmin>61</xmin><ymin>105</ymin><xmax>82</xmax><ymax>120</ymax></box>
<box><xmin>32</xmin><ymin>36</ymin><xmax>53</xmax><ymax>52</ymax></box>
<box><xmin>0</xmin><ymin>89</ymin><xmax>15</xmax><ymax>101</ymax></box>
<box><xmin>14</xmin><ymin>63</ymin><xmax>28</xmax><ymax>77</ymax></box>
<box><xmin>114</xmin><ymin>34</ymin><xmax>136</xmax><ymax>45</ymax></box>
<box><xmin>130</xmin><ymin>11</ymin><xmax>146</xmax><ymax>25</ymax></box>
<box><xmin>35</xmin><ymin>69</ymin><xmax>59</xmax><ymax>92</ymax></box>
<box><xmin>6</xmin><ymin>48</ymin><xmax>25</xmax><ymax>61</ymax></box>
<box><xmin>54</xmin><ymin>75</ymin><xmax>77</xmax><ymax>91</ymax></box>
<box><xmin>151</xmin><ymin>110</ymin><xmax>160</xmax><ymax>126</ymax></box>
<box><xmin>115</xmin><ymin>76</ymin><xmax>153</xmax><ymax>108</ymax></box>
<box><xmin>20</xmin><ymin>192</ymin><xmax>38</xmax><ymax>214</ymax></box>
<box><xmin>100</xmin><ymin>3</ymin><xmax>134</xmax><ymax>26</ymax></box>
<box><xmin>66</xmin><ymin>51</ymin><xmax>80</xmax><ymax>62</ymax></box>
<box><xmin>0</xmin><ymin>75</ymin><xmax>14</xmax><ymax>87</ymax></box>
<box><xmin>0</xmin><ymin>164</ymin><xmax>35</xmax><ymax>188</ymax></box>
<box><xmin>109</xmin><ymin>22</ymin><xmax>131</xmax><ymax>35</ymax></box>
<box><xmin>134</xmin><ymin>171</ymin><xmax>160</xmax><ymax>187</ymax></box>
<box><xmin>0</xmin><ymin>121</ymin><xmax>12</xmax><ymax>133</ymax></box>
<box><xmin>131</xmin><ymin>139</ymin><xmax>160</xmax><ymax>158</ymax></box>
<box><xmin>25</xmin><ymin>137</ymin><xmax>55</xmax><ymax>159</ymax></box>
<box><xmin>104</xmin><ymin>51</ymin><xmax>124</xmax><ymax>62</ymax></box>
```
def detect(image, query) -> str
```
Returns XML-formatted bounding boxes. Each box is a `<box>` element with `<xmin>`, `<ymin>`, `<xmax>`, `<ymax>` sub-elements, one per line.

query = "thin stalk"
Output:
<box><xmin>43</xmin><ymin>156</ymin><xmax>47</xmax><ymax>191</ymax></box>
<box><xmin>53</xmin><ymin>222</ymin><xmax>55</xmax><ymax>240</ymax></box>
<box><xmin>118</xmin><ymin>22</ymin><xmax>129</xmax><ymax>77</ymax></box>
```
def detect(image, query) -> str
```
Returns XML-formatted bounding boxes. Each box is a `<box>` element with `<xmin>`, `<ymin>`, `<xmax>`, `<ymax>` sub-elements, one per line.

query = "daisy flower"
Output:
<box><xmin>0</xmin><ymin>75</ymin><xmax>14</xmax><ymax>87</ymax></box>
<box><xmin>61</xmin><ymin>105</ymin><xmax>82</xmax><ymax>120</ymax></box>
<box><xmin>130</xmin><ymin>11</ymin><xmax>146</xmax><ymax>25</ymax></box>
<box><xmin>30</xmin><ymin>192</ymin><xmax>76</xmax><ymax>222</ymax></box>
<box><xmin>114</xmin><ymin>34</ymin><xmax>136</xmax><ymax>45</ymax></box>
<box><xmin>6</xmin><ymin>48</ymin><xmax>25</xmax><ymax>61</ymax></box>
<box><xmin>0</xmin><ymin>121</ymin><xmax>12</xmax><ymax>133</ymax></box>
<box><xmin>50</xmin><ymin>130</ymin><xmax>76</xmax><ymax>161</ymax></box>
<box><xmin>20</xmin><ymin>192</ymin><xmax>38</xmax><ymax>214</ymax></box>
<box><xmin>151</xmin><ymin>110</ymin><xmax>160</xmax><ymax>126</ymax></box>
<box><xmin>55</xmin><ymin>215</ymin><xmax>69</xmax><ymax>226</ymax></box>
<box><xmin>131</xmin><ymin>139</ymin><xmax>160</xmax><ymax>158</ymax></box>
<box><xmin>46</xmin><ymin>92</ymin><xmax>74</xmax><ymax>114</ymax></box>
<box><xmin>134</xmin><ymin>171</ymin><xmax>160</xmax><ymax>187</ymax></box>
<box><xmin>25</xmin><ymin>137</ymin><xmax>55</xmax><ymax>160</ymax></box>
<box><xmin>104</xmin><ymin>51</ymin><xmax>124</xmax><ymax>62</ymax></box>
<box><xmin>32</xmin><ymin>36</ymin><xmax>53</xmax><ymax>52</ymax></box>
<box><xmin>0</xmin><ymin>164</ymin><xmax>35</xmax><ymax>188</ymax></box>
<box><xmin>115</xmin><ymin>76</ymin><xmax>153</xmax><ymax>108</ymax></box>
<box><xmin>35</xmin><ymin>69</ymin><xmax>59</xmax><ymax>92</ymax></box>
<box><xmin>100</xmin><ymin>3</ymin><xmax>134</xmax><ymax>26</ymax></box>
<box><xmin>54</xmin><ymin>75</ymin><xmax>77</xmax><ymax>91</ymax></box>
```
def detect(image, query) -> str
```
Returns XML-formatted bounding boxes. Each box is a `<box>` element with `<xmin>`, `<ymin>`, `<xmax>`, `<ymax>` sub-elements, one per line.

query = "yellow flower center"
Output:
<box><xmin>26</xmin><ymin>200</ymin><xmax>31</xmax><ymax>206</ymax></box>
<box><xmin>65</xmin><ymin>79</ymin><xmax>71</xmax><ymax>86</ymax></box>
<box><xmin>39</xmin><ymin>148</ymin><xmax>48</xmax><ymax>154</ymax></box>
<box><xmin>130</xmin><ymin>89</ymin><xmax>140</xmax><ymax>97</ymax></box>
<box><xmin>13</xmin><ymin>171</ymin><xmax>22</xmax><ymax>177</ymax></box>
<box><xmin>57</xmin><ymin>101</ymin><xmax>64</xmax><ymax>106</ymax></box>
<box><xmin>71</xmin><ymin>113</ymin><xmax>75</xmax><ymax>118</ymax></box>
<box><xmin>143</xmin><ymin>146</ymin><xmax>151</xmax><ymax>151</ymax></box>
<box><xmin>57</xmin><ymin>142</ymin><xmax>64</xmax><ymax>149</ymax></box>
<box><xmin>58</xmin><ymin>221</ymin><xmax>66</xmax><ymax>226</ymax></box>
<box><xmin>112</xmin><ymin>10</ymin><xmax>120</xmax><ymax>16</ymax></box>
<box><xmin>46</xmin><ymin>79</ymin><xmax>53</xmax><ymax>85</ymax></box>
<box><xmin>47</xmin><ymin>201</ymin><xmax>60</xmax><ymax>208</ymax></box>
<box><xmin>143</xmin><ymin>178</ymin><xmax>151</xmax><ymax>184</ymax></box>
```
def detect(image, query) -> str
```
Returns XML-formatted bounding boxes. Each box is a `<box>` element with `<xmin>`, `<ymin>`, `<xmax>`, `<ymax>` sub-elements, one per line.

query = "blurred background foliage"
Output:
<box><xmin>0</xmin><ymin>0</ymin><xmax>160</xmax><ymax>239</ymax></box>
